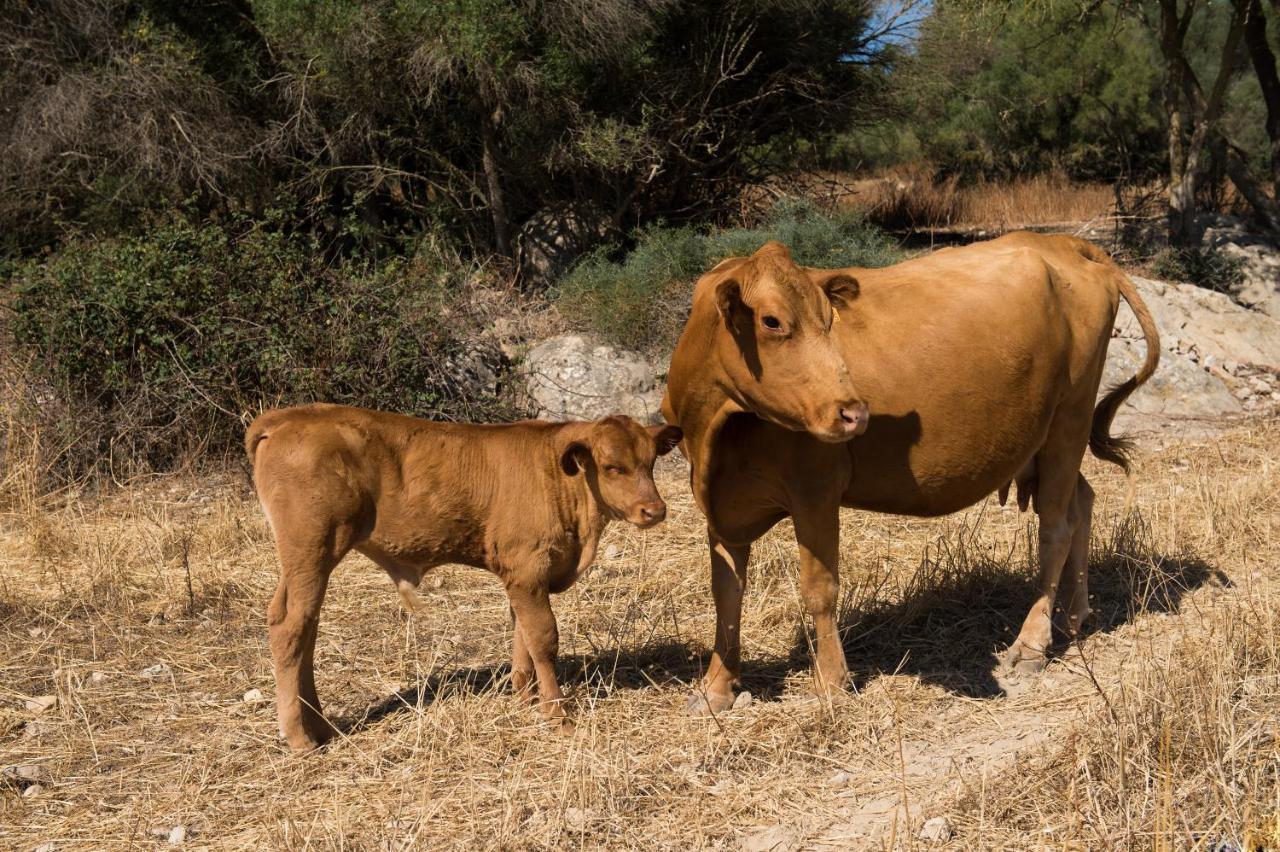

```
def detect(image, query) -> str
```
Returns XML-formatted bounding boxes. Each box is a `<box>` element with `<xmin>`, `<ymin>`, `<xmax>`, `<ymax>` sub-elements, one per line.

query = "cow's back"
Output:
<box><xmin>833</xmin><ymin>235</ymin><xmax>1119</xmax><ymax>516</ymax></box>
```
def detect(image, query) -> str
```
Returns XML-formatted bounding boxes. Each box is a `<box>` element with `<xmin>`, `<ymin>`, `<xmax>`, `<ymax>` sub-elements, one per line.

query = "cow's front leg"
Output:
<box><xmin>793</xmin><ymin>499</ymin><xmax>849</xmax><ymax>696</ymax></box>
<box><xmin>505</xmin><ymin>583</ymin><xmax>571</xmax><ymax>729</ymax></box>
<box><xmin>689</xmin><ymin>535</ymin><xmax>751</xmax><ymax>715</ymax></box>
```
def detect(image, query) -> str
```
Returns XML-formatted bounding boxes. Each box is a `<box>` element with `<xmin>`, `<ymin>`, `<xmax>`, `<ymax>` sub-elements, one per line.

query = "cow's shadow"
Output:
<box><xmin>335</xmin><ymin>517</ymin><xmax>1228</xmax><ymax>735</ymax></box>
<box><xmin>787</xmin><ymin>514</ymin><xmax>1229</xmax><ymax>699</ymax></box>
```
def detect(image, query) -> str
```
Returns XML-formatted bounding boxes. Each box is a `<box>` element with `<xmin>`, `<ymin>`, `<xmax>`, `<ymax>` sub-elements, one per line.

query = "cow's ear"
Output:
<box><xmin>715</xmin><ymin>278</ymin><xmax>743</xmax><ymax>329</ymax></box>
<box><xmin>559</xmin><ymin>441</ymin><xmax>590</xmax><ymax>475</ymax></box>
<box><xmin>648</xmin><ymin>424</ymin><xmax>683</xmax><ymax>456</ymax></box>
<box><xmin>822</xmin><ymin>273</ymin><xmax>860</xmax><ymax>307</ymax></box>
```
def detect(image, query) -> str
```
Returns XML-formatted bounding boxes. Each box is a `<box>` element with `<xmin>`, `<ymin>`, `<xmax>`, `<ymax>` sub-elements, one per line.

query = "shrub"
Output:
<box><xmin>554</xmin><ymin>199</ymin><xmax>902</xmax><ymax>352</ymax></box>
<box><xmin>8</xmin><ymin>215</ymin><xmax>511</xmax><ymax>478</ymax></box>
<box><xmin>1148</xmin><ymin>246</ymin><xmax>1245</xmax><ymax>293</ymax></box>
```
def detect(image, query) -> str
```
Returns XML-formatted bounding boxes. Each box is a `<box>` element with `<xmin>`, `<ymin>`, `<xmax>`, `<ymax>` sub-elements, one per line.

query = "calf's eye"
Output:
<box><xmin>762</xmin><ymin>315</ymin><xmax>782</xmax><ymax>331</ymax></box>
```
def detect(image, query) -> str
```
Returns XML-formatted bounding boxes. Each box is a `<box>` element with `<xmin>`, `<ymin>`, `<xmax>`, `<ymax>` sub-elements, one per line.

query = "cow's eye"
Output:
<box><xmin>604</xmin><ymin>464</ymin><xmax>623</xmax><ymax>475</ymax></box>
<box><xmin>761</xmin><ymin>315</ymin><xmax>783</xmax><ymax>331</ymax></box>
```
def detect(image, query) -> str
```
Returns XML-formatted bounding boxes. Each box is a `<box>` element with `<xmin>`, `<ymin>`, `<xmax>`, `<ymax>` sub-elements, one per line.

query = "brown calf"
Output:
<box><xmin>246</xmin><ymin>403</ymin><xmax>681</xmax><ymax>751</ymax></box>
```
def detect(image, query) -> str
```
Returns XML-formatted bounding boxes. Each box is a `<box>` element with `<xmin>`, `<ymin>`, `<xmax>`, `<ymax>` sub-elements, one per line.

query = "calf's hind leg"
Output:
<box><xmin>267</xmin><ymin>519</ymin><xmax>356</xmax><ymax>751</ymax></box>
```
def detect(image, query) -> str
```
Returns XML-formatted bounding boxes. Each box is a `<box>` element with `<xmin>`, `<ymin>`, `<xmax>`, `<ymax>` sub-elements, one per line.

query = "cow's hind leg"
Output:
<box><xmin>1003</xmin><ymin>427</ymin><xmax>1091</xmax><ymax>673</ymax></box>
<box><xmin>267</xmin><ymin>519</ymin><xmax>353</xmax><ymax>751</ymax></box>
<box><xmin>1055</xmin><ymin>474</ymin><xmax>1095</xmax><ymax>638</ymax></box>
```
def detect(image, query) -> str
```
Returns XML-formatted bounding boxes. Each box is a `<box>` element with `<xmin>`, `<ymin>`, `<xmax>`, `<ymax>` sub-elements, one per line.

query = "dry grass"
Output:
<box><xmin>1</xmin><ymin>420</ymin><xmax>1277</xmax><ymax>849</ymax></box>
<box><xmin>805</xmin><ymin>168</ymin><xmax>1117</xmax><ymax>233</ymax></box>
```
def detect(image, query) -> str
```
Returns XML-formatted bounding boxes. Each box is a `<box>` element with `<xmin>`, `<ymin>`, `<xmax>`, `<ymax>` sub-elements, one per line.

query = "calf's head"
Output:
<box><xmin>709</xmin><ymin>241</ymin><xmax>868</xmax><ymax>442</ymax></box>
<box><xmin>560</xmin><ymin>416</ymin><xmax>683</xmax><ymax>528</ymax></box>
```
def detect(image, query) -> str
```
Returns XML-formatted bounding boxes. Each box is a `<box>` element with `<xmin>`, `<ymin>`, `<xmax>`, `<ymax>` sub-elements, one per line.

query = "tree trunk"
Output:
<box><xmin>480</xmin><ymin>107</ymin><xmax>512</xmax><ymax>257</ymax></box>
<box><xmin>1241</xmin><ymin>0</ymin><xmax>1280</xmax><ymax>199</ymax></box>
<box><xmin>1160</xmin><ymin>0</ymin><xmax>1199</xmax><ymax>245</ymax></box>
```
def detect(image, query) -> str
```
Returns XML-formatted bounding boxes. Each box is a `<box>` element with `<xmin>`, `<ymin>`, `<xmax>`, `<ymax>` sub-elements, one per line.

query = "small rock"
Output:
<box><xmin>732</xmin><ymin>691</ymin><xmax>753</xmax><ymax>710</ymax></box>
<box><xmin>34</xmin><ymin>844</ymin><xmax>57</xmax><ymax>852</ymax></box>
<box><xmin>564</xmin><ymin>806</ymin><xmax>594</xmax><ymax>831</ymax></box>
<box><xmin>139</xmin><ymin>663</ymin><xmax>171</xmax><ymax>679</ymax></box>
<box><xmin>2</xmin><ymin>763</ymin><xmax>45</xmax><ymax>784</ymax></box>
<box><xmin>89</xmin><ymin>671</ymin><xmax>108</xmax><ymax>685</ymax></box>
<box><xmin>242</xmin><ymin>688</ymin><xmax>267</xmax><ymax>705</ymax></box>
<box><xmin>168</xmin><ymin>825</ymin><xmax>187</xmax><ymax>845</ymax></box>
<box><xmin>28</xmin><ymin>627</ymin><xmax>44</xmax><ymax>638</ymax></box>
<box><xmin>603</xmin><ymin>544</ymin><xmax>620</xmax><ymax>560</ymax></box>
<box><xmin>919</xmin><ymin>816</ymin><xmax>953</xmax><ymax>843</ymax></box>
<box><xmin>24</xmin><ymin>695</ymin><xmax>56</xmax><ymax>714</ymax></box>
<box><xmin>827</xmin><ymin>770</ymin><xmax>852</xmax><ymax>788</ymax></box>
<box><xmin>22</xmin><ymin>783</ymin><xmax>45</xmax><ymax>798</ymax></box>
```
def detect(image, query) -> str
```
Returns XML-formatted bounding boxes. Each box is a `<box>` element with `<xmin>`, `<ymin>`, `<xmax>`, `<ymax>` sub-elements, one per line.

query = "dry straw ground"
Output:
<box><xmin>1</xmin><ymin>417</ymin><xmax>1278</xmax><ymax>849</ymax></box>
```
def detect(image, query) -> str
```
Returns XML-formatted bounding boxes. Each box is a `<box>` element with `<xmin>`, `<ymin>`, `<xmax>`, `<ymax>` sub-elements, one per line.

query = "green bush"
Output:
<box><xmin>554</xmin><ymin>199</ymin><xmax>902</xmax><ymax>351</ymax></box>
<box><xmin>1148</xmin><ymin>246</ymin><xmax>1245</xmax><ymax>294</ymax></box>
<box><xmin>9</xmin><ymin>215</ymin><xmax>508</xmax><ymax>475</ymax></box>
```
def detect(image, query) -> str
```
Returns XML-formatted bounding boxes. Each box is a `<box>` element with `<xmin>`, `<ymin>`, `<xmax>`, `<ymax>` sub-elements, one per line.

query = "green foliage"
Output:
<box><xmin>901</xmin><ymin>1</ymin><xmax>1166</xmax><ymax>181</ymax></box>
<box><xmin>554</xmin><ymin>200</ymin><xmax>902</xmax><ymax>352</ymax></box>
<box><xmin>10</xmin><ymin>215</ymin><xmax>505</xmax><ymax>472</ymax></box>
<box><xmin>1148</xmin><ymin>246</ymin><xmax>1245</xmax><ymax>293</ymax></box>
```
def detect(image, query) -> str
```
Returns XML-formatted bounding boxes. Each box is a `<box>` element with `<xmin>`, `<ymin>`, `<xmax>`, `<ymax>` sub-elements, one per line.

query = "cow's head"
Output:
<box><xmin>708</xmin><ymin>241</ymin><xmax>868</xmax><ymax>442</ymax></box>
<box><xmin>560</xmin><ymin>416</ymin><xmax>683</xmax><ymax>528</ymax></box>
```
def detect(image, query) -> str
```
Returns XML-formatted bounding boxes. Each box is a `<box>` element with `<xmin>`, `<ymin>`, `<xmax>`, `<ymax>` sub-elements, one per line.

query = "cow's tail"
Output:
<box><xmin>1088</xmin><ymin>257</ymin><xmax>1160</xmax><ymax>474</ymax></box>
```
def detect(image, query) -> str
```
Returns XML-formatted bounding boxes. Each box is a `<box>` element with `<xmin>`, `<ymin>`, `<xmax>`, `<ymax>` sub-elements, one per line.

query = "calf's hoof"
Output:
<box><xmin>685</xmin><ymin>689</ymin><xmax>736</xmax><ymax>716</ymax></box>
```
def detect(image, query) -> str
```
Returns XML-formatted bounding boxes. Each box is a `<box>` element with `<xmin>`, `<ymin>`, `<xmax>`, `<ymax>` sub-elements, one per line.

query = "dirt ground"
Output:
<box><xmin>1</xmin><ymin>417</ymin><xmax>1277</xmax><ymax>850</ymax></box>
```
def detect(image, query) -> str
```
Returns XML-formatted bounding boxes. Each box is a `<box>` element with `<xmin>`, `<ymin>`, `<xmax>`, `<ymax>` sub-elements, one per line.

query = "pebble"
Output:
<box><xmin>168</xmin><ymin>825</ymin><xmax>187</xmax><ymax>845</ymax></box>
<box><xmin>22</xmin><ymin>783</ymin><xmax>45</xmax><ymax>798</ymax></box>
<box><xmin>24</xmin><ymin>695</ymin><xmax>56</xmax><ymax>714</ymax></box>
<box><xmin>827</xmin><ymin>770</ymin><xmax>852</xmax><ymax>787</ymax></box>
<box><xmin>89</xmin><ymin>671</ymin><xmax>108</xmax><ymax>684</ymax></box>
<box><xmin>919</xmin><ymin>816</ymin><xmax>953</xmax><ymax>842</ymax></box>
<box><xmin>564</xmin><ymin>807</ymin><xmax>594</xmax><ymax>830</ymax></box>
<box><xmin>603</xmin><ymin>544</ymin><xmax>620</xmax><ymax>559</ymax></box>
<box><xmin>732</xmin><ymin>690</ymin><xmax>753</xmax><ymax>710</ymax></box>
<box><xmin>242</xmin><ymin>688</ymin><xmax>267</xmax><ymax>704</ymax></box>
<box><xmin>2</xmin><ymin>763</ymin><xmax>45</xmax><ymax>783</ymax></box>
<box><xmin>140</xmin><ymin>663</ymin><xmax>172</xmax><ymax>679</ymax></box>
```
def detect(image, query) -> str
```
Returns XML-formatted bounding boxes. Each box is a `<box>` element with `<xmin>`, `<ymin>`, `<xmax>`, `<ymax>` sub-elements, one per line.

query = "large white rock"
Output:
<box><xmin>1114</xmin><ymin>276</ymin><xmax>1280</xmax><ymax>371</ymax></box>
<box><xmin>1199</xmin><ymin>213</ymin><xmax>1280</xmax><ymax>319</ymax></box>
<box><xmin>1101</xmin><ymin>338</ymin><xmax>1241</xmax><ymax>417</ymax></box>
<box><xmin>522</xmin><ymin>335</ymin><xmax>665</xmax><ymax>423</ymax></box>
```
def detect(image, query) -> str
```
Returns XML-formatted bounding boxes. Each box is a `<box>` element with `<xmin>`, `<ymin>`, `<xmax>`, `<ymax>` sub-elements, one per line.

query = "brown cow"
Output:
<box><xmin>246</xmin><ymin>404</ymin><xmax>681</xmax><ymax>750</ymax></box>
<box><xmin>662</xmin><ymin>232</ymin><xmax>1159</xmax><ymax>713</ymax></box>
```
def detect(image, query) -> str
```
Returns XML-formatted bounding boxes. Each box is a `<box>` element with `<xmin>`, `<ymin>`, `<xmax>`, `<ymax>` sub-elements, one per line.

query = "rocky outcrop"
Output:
<box><xmin>521</xmin><ymin>335</ymin><xmax>664</xmax><ymax>423</ymax></box>
<box><xmin>1199</xmin><ymin>213</ymin><xmax>1280</xmax><ymax>319</ymax></box>
<box><xmin>1106</xmin><ymin>275</ymin><xmax>1280</xmax><ymax>417</ymax></box>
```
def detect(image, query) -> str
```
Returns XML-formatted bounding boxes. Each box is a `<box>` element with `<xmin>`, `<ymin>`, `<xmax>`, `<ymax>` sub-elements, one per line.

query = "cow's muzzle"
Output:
<box><xmin>812</xmin><ymin>399</ymin><xmax>869</xmax><ymax>442</ymax></box>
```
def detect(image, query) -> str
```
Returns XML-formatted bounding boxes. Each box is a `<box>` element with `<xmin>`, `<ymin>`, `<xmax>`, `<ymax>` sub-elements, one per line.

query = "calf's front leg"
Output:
<box><xmin>509</xmin><ymin>606</ymin><xmax>536</xmax><ymax>702</ymax></box>
<box><xmin>506</xmin><ymin>583</ymin><xmax>571</xmax><ymax>728</ymax></box>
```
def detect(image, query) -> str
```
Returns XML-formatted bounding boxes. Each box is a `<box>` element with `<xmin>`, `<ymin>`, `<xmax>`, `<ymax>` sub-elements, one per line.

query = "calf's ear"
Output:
<box><xmin>715</xmin><ymin>278</ymin><xmax>743</xmax><ymax>330</ymax></box>
<box><xmin>559</xmin><ymin>441</ymin><xmax>590</xmax><ymax>475</ymax></box>
<box><xmin>648</xmin><ymin>424</ymin><xmax>683</xmax><ymax>456</ymax></box>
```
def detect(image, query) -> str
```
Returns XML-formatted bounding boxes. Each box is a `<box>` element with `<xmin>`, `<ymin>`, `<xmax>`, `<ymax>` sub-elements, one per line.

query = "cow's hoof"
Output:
<box><xmin>1001</xmin><ymin>642</ymin><xmax>1048</xmax><ymax>674</ymax></box>
<box><xmin>685</xmin><ymin>690</ymin><xmax>735</xmax><ymax>716</ymax></box>
<box><xmin>284</xmin><ymin>728</ymin><xmax>330</xmax><ymax>753</ymax></box>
